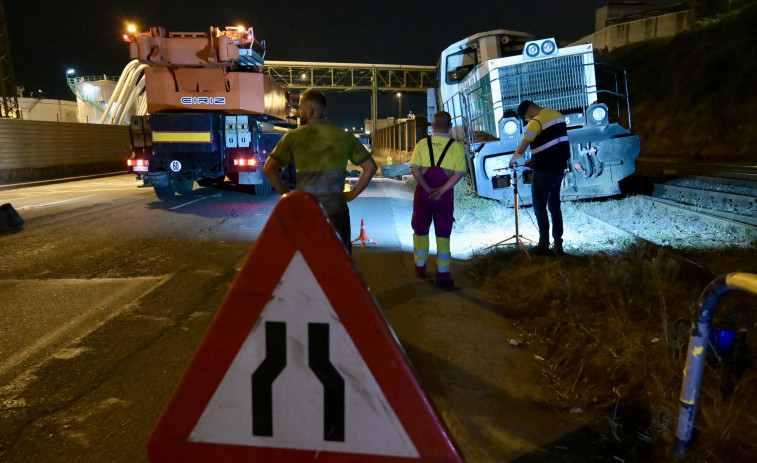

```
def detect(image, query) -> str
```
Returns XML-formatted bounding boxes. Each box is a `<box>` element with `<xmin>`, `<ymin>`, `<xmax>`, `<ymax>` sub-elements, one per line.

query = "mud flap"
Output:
<box><xmin>0</xmin><ymin>203</ymin><xmax>24</xmax><ymax>233</ymax></box>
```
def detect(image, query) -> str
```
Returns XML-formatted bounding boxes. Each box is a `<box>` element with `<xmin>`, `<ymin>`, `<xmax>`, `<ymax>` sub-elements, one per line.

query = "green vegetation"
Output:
<box><xmin>468</xmin><ymin>240</ymin><xmax>757</xmax><ymax>461</ymax></box>
<box><xmin>453</xmin><ymin>185</ymin><xmax>757</xmax><ymax>460</ymax></box>
<box><xmin>600</xmin><ymin>2</ymin><xmax>757</xmax><ymax>161</ymax></box>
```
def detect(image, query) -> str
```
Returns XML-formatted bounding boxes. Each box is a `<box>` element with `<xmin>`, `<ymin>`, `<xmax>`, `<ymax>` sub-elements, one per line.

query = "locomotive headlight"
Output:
<box><xmin>591</xmin><ymin>106</ymin><xmax>606</xmax><ymax>122</ymax></box>
<box><xmin>541</xmin><ymin>40</ymin><xmax>556</xmax><ymax>55</ymax></box>
<box><xmin>587</xmin><ymin>103</ymin><xmax>609</xmax><ymax>126</ymax></box>
<box><xmin>497</xmin><ymin>117</ymin><xmax>520</xmax><ymax>147</ymax></box>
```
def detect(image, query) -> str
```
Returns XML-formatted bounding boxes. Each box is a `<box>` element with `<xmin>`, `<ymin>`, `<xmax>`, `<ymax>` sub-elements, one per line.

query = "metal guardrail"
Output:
<box><xmin>371</xmin><ymin>117</ymin><xmax>427</xmax><ymax>164</ymax></box>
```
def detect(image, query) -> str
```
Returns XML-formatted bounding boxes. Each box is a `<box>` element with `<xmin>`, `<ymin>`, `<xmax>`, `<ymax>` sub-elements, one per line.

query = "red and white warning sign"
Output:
<box><xmin>147</xmin><ymin>192</ymin><xmax>463</xmax><ymax>462</ymax></box>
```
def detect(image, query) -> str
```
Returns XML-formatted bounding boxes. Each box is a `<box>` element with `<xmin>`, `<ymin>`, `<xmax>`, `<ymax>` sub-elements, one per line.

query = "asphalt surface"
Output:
<box><xmin>0</xmin><ymin>174</ymin><xmax>586</xmax><ymax>462</ymax></box>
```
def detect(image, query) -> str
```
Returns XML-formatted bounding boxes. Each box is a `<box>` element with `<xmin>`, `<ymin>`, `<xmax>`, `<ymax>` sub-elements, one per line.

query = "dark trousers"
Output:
<box><xmin>531</xmin><ymin>169</ymin><xmax>564</xmax><ymax>247</ymax></box>
<box><xmin>315</xmin><ymin>194</ymin><xmax>352</xmax><ymax>254</ymax></box>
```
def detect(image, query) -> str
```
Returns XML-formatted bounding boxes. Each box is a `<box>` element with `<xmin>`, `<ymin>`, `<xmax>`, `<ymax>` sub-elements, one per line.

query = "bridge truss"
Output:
<box><xmin>261</xmin><ymin>61</ymin><xmax>436</xmax><ymax>131</ymax></box>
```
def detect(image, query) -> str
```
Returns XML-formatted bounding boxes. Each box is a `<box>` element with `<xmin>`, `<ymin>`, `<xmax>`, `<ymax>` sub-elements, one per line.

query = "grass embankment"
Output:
<box><xmin>601</xmin><ymin>2</ymin><xmax>757</xmax><ymax>162</ymax></box>
<box><xmin>455</xmin><ymin>183</ymin><xmax>757</xmax><ymax>461</ymax></box>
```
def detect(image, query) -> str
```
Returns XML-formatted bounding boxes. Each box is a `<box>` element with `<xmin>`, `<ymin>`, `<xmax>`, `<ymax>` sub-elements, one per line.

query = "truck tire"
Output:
<box><xmin>175</xmin><ymin>178</ymin><xmax>194</xmax><ymax>196</ymax></box>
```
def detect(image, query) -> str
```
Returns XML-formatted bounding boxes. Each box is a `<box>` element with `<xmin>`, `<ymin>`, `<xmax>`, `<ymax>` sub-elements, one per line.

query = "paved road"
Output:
<box><xmin>0</xmin><ymin>174</ymin><xmax>584</xmax><ymax>462</ymax></box>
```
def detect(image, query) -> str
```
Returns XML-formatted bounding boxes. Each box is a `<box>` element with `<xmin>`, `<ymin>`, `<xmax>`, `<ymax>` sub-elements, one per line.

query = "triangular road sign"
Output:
<box><xmin>147</xmin><ymin>192</ymin><xmax>463</xmax><ymax>462</ymax></box>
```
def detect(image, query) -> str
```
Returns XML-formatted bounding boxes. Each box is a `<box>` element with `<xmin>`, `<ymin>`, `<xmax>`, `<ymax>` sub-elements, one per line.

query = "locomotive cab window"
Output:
<box><xmin>445</xmin><ymin>48</ymin><xmax>476</xmax><ymax>84</ymax></box>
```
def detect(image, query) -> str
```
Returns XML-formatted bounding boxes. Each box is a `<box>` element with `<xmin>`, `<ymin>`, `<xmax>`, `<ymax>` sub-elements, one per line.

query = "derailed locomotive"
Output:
<box><xmin>431</xmin><ymin>30</ymin><xmax>640</xmax><ymax>204</ymax></box>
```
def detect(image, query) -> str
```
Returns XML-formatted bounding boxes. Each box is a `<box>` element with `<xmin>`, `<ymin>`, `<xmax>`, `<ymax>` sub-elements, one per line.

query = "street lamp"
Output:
<box><xmin>66</xmin><ymin>68</ymin><xmax>75</xmax><ymax>84</ymax></box>
<box><xmin>395</xmin><ymin>92</ymin><xmax>402</xmax><ymax>119</ymax></box>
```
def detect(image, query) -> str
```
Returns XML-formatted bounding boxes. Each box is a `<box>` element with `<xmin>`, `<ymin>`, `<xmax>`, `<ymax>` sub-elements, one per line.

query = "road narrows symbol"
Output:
<box><xmin>250</xmin><ymin>321</ymin><xmax>346</xmax><ymax>442</ymax></box>
<box><xmin>251</xmin><ymin>321</ymin><xmax>287</xmax><ymax>437</ymax></box>
<box><xmin>308</xmin><ymin>323</ymin><xmax>345</xmax><ymax>442</ymax></box>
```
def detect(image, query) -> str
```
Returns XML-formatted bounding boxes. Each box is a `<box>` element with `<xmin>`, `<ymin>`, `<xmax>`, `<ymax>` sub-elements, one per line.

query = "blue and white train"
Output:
<box><xmin>430</xmin><ymin>30</ymin><xmax>640</xmax><ymax>205</ymax></box>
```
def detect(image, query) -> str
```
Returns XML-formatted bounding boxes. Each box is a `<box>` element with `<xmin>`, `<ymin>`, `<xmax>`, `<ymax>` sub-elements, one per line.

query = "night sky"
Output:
<box><xmin>5</xmin><ymin>0</ymin><xmax>674</xmax><ymax>128</ymax></box>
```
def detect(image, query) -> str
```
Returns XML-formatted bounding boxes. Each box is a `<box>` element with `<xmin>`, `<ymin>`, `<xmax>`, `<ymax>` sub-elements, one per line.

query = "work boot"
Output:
<box><xmin>553</xmin><ymin>243</ymin><xmax>565</xmax><ymax>257</ymax></box>
<box><xmin>531</xmin><ymin>244</ymin><xmax>551</xmax><ymax>256</ymax></box>
<box><xmin>434</xmin><ymin>279</ymin><xmax>455</xmax><ymax>290</ymax></box>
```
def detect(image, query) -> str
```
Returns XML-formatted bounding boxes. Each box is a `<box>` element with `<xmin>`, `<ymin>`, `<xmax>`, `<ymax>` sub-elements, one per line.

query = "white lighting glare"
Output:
<box><xmin>591</xmin><ymin>107</ymin><xmax>607</xmax><ymax>122</ymax></box>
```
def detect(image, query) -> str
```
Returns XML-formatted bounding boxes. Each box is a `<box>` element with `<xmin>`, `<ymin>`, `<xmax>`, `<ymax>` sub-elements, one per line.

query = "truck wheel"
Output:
<box><xmin>255</xmin><ymin>177</ymin><xmax>273</xmax><ymax>195</ymax></box>
<box><xmin>227</xmin><ymin>173</ymin><xmax>239</xmax><ymax>185</ymax></box>
<box><xmin>154</xmin><ymin>184</ymin><xmax>175</xmax><ymax>199</ymax></box>
<box><xmin>175</xmin><ymin>178</ymin><xmax>194</xmax><ymax>196</ymax></box>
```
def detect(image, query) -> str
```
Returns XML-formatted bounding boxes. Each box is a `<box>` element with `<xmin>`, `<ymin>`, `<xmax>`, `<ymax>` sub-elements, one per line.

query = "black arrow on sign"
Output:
<box><xmin>251</xmin><ymin>321</ymin><xmax>287</xmax><ymax>437</ymax></box>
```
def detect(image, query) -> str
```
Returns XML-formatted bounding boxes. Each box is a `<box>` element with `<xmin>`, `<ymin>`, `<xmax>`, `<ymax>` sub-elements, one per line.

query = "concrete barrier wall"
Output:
<box><xmin>0</xmin><ymin>120</ymin><xmax>130</xmax><ymax>184</ymax></box>
<box><xmin>574</xmin><ymin>10</ymin><xmax>691</xmax><ymax>50</ymax></box>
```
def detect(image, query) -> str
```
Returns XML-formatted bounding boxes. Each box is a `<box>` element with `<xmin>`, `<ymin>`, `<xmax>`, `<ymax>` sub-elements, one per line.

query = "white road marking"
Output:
<box><xmin>169</xmin><ymin>193</ymin><xmax>222</xmax><ymax>210</ymax></box>
<box><xmin>17</xmin><ymin>195</ymin><xmax>95</xmax><ymax>210</ymax></box>
<box><xmin>0</xmin><ymin>276</ymin><xmax>170</xmax><ymax>378</ymax></box>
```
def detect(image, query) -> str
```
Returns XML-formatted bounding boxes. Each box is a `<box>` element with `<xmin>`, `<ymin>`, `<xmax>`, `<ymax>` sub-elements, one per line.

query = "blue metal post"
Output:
<box><xmin>675</xmin><ymin>273</ymin><xmax>757</xmax><ymax>456</ymax></box>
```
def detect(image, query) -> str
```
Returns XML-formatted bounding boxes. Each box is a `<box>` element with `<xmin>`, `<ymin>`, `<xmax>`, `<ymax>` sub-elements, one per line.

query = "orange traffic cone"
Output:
<box><xmin>351</xmin><ymin>219</ymin><xmax>378</xmax><ymax>248</ymax></box>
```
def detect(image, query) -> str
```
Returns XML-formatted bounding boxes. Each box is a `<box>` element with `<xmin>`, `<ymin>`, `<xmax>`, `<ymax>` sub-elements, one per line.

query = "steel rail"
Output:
<box><xmin>652</xmin><ymin>183</ymin><xmax>756</xmax><ymax>218</ymax></box>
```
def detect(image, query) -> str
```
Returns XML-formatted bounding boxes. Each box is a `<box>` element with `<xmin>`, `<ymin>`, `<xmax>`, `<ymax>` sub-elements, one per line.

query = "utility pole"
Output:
<box><xmin>0</xmin><ymin>0</ymin><xmax>20</xmax><ymax>119</ymax></box>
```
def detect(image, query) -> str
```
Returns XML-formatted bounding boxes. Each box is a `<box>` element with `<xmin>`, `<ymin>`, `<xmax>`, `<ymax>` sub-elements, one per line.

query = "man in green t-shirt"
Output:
<box><xmin>264</xmin><ymin>89</ymin><xmax>377</xmax><ymax>253</ymax></box>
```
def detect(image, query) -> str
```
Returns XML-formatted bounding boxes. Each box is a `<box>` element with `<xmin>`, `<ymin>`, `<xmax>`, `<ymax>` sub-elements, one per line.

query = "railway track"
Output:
<box><xmin>651</xmin><ymin>179</ymin><xmax>756</xmax><ymax>225</ymax></box>
<box><xmin>576</xmin><ymin>168</ymin><xmax>757</xmax><ymax>278</ymax></box>
<box><xmin>636</xmin><ymin>159</ymin><xmax>757</xmax><ymax>183</ymax></box>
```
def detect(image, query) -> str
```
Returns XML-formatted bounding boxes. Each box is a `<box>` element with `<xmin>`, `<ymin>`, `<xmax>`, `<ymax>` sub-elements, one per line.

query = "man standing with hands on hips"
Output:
<box><xmin>264</xmin><ymin>89</ymin><xmax>377</xmax><ymax>254</ymax></box>
<box><xmin>509</xmin><ymin>100</ymin><xmax>570</xmax><ymax>256</ymax></box>
<box><xmin>410</xmin><ymin>111</ymin><xmax>467</xmax><ymax>288</ymax></box>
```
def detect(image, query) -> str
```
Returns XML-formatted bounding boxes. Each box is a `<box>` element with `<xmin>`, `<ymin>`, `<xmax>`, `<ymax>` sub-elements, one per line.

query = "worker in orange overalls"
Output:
<box><xmin>409</xmin><ymin>111</ymin><xmax>467</xmax><ymax>288</ymax></box>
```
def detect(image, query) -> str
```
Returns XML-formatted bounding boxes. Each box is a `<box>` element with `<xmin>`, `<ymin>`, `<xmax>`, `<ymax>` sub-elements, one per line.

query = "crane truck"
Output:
<box><xmin>431</xmin><ymin>30</ymin><xmax>640</xmax><ymax>205</ymax></box>
<box><xmin>123</xmin><ymin>26</ymin><xmax>293</xmax><ymax>199</ymax></box>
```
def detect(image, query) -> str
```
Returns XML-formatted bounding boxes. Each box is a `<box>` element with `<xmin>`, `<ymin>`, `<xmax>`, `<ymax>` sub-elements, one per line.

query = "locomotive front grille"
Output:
<box><xmin>497</xmin><ymin>55</ymin><xmax>590</xmax><ymax>115</ymax></box>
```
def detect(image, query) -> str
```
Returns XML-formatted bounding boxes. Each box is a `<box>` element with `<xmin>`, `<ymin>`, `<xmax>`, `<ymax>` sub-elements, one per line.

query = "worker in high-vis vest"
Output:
<box><xmin>409</xmin><ymin>111</ymin><xmax>467</xmax><ymax>288</ymax></box>
<box><xmin>509</xmin><ymin>100</ymin><xmax>570</xmax><ymax>256</ymax></box>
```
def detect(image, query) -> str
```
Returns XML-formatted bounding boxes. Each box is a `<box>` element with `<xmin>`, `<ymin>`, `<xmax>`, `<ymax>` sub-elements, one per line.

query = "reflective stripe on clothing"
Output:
<box><xmin>414</xmin><ymin>234</ymin><xmax>430</xmax><ymax>267</ymax></box>
<box><xmin>541</xmin><ymin>117</ymin><xmax>566</xmax><ymax>130</ymax></box>
<box><xmin>436</xmin><ymin>236</ymin><xmax>451</xmax><ymax>272</ymax></box>
<box><xmin>435</xmin><ymin>237</ymin><xmax>452</xmax><ymax>281</ymax></box>
<box><xmin>531</xmin><ymin>136</ymin><xmax>569</xmax><ymax>155</ymax></box>
<box><xmin>523</xmin><ymin>108</ymin><xmax>570</xmax><ymax>172</ymax></box>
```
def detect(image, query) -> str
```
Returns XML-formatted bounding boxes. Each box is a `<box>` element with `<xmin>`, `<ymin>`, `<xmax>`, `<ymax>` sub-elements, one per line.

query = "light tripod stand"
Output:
<box><xmin>479</xmin><ymin>166</ymin><xmax>536</xmax><ymax>257</ymax></box>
